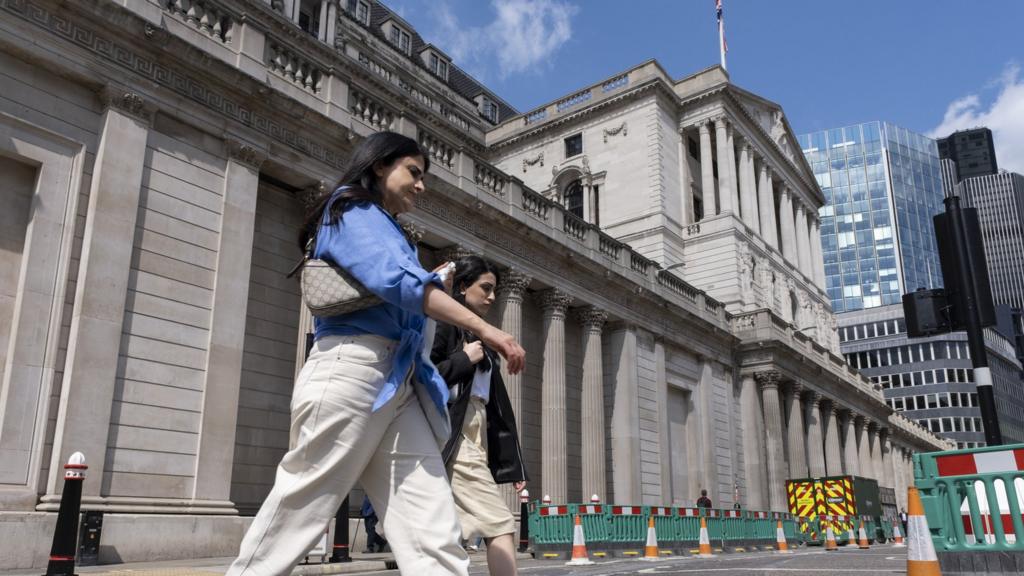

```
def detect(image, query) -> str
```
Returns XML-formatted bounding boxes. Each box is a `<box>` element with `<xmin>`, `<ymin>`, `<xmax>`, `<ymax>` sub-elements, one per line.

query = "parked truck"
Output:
<box><xmin>786</xmin><ymin>475</ymin><xmax>886</xmax><ymax>544</ymax></box>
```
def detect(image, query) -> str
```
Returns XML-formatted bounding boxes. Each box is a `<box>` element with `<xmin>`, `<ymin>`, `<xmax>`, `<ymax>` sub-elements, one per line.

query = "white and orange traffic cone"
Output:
<box><xmin>847</xmin><ymin>521</ymin><xmax>856</xmax><ymax>546</ymax></box>
<box><xmin>775</xmin><ymin>520</ymin><xmax>791</xmax><ymax>553</ymax></box>
<box><xmin>566</xmin><ymin>514</ymin><xmax>594</xmax><ymax>566</ymax></box>
<box><xmin>892</xmin><ymin>519</ymin><xmax>905</xmax><ymax>547</ymax></box>
<box><xmin>642</xmin><ymin>516</ymin><xmax>660</xmax><ymax>560</ymax></box>
<box><xmin>824</xmin><ymin>521</ymin><xmax>838</xmax><ymax>551</ymax></box>
<box><xmin>857</xmin><ymin>519</ymin><xmax>870</xmax><ymax>549</ymax></box>
<box><xmin>906</xmin><ymin>487</ymin><xmax>940</xmax><ymax>576</ymax></box>
<box><xmin>697</xmin><ymin>516</ymin><xmax>715</xmax><ymax>557</ymax></box>
<box><xmin>542</xmin><ymin>494</ymin><xmax>552</xmax><ymax>505</ymax></box>
<box><xmin>590</xmin><ymin>494</ymin><xmax>600</xmax><ymax>504</ymax></box>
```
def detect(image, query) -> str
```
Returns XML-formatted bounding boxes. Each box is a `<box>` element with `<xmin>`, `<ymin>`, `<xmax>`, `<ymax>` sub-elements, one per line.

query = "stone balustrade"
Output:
<box><xmin>521</xmin><ymin>187</ymin><xmax>552</xmax><ymax>221</ymax></box>
<box><xmin>418</xmin><ymin>131</ymin><xmax>455</xmax><ymax>170</ymax></box>
<box><xmin>266</xmin><ymin>42</ymin><xmax>323</xmax><ymax>93</ymax></box>
<box><xmin>598</xmin><ymin>233</ymin><xmax>623</xmax><ymax>260</ymax></box>
<box><xmin>473</xmin><ymin>161</ymin><xmax>508</xmax><ymax>198</ymax></box>
<box><xmin>349</xmin><ymin>89</ymin><xmax>396</xmax><ymax>132</ymax></box>
<box><xmin>657</xmin><ymin>270</ymin><xmax>699</xmax><ymax>304</ymax></box>
<box><xmin>164</xmin><ymin>0</ymin><xmax>235</xmax><ymax>44</ymax></box>
<box><xmin>630</xmin><ymin>253</ymin><xmax>651</xmax><ymax>274</ymax></box>
<box><xmin>563</xmin><ymin>212</ymin><xmax>588</xmax><ymax>242</ymax></box>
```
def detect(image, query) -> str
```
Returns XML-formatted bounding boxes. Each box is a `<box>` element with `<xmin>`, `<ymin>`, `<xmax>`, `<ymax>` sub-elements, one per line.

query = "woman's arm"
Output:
<box><xmin>423</xmin><ymin>285</ymin><xmax>525</xmax><ymax>374</ymax></box>
<box><xmin>430</xmin><ymin>323</ymin><xmax>476</xmax><ymax>385</ymax></box>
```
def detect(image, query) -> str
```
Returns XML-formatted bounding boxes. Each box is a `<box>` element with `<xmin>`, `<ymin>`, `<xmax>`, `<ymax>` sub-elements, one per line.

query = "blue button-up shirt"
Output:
<box><xmin>312</xmin><ymin>195</ymin><xmax>448</xmax><ymax>416</ymax></box>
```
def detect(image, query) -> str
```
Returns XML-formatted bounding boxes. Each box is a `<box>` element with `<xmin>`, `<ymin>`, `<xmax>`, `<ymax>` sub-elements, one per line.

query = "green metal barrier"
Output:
<box><xmin>647</xmin><ymin>506</ymin><xmax>677</xmax><ymax>553</ymax></box>
<box><xmin>528</xmin><ymin>503</ymin><xmax>573</xmax><ymax>559</ymax></box>
<box><xmin>721</xmin><ymin>509</ymin><xmax>746</xmax><ymax>549</ymax></box>
<box><xmin>569</xmin><ymin>503</ymin><xmax>610</xmax><ymax>551</ymax></box>
<box><xmin>677</xmin><ymin>507</ymin><xmax>703</xmax><ymax>548</ymax></box>
<box><xmin>914</xmin><ymin>443</ymin><xmax>1024</xmax><ymax>552</ymax></box>
<box><xmin>747</xmin><ymin>511</ymin><xmax>773</xmax><ymax>549</ymax></box>
<box><xmin>607</xmin><ymin>505</ymin><xmax>646</xmax><ymax>556</ymax></box>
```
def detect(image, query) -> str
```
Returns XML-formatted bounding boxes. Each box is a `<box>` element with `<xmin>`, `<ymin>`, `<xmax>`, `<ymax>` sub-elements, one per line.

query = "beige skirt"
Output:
<box><xmin>449</xmin><ymin>397</ymin><xmax>516</xmax><ymax>539</ymax></box>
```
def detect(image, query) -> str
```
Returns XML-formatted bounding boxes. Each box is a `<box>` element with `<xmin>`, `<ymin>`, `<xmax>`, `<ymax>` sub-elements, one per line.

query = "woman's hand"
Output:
<box><xmin>515</xmin><ymin>481</ymin><xmax>527</xmax><ymax>493</ymax></box>
<box><xmin>478</xmin><ymin>325</ymin><xmax>525</xmax><ymax>374</ymax></box>
<box><xmin>463</xmin><ymin>341</ymin><xmax>485</xmax><ymax>365</ymax></box>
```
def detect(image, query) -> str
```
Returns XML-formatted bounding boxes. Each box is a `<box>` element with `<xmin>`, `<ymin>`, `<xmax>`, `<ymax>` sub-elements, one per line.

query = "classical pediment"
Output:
<box><xmin>728</xmin><ymin>87</ymin><xmax>815</xmax><ymax>186</ymax></box>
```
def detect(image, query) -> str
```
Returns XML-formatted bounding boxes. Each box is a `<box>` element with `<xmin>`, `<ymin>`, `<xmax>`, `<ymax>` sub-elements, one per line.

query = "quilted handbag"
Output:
<box><xmin>290</xmin><ymin>237</ymin><xmax>381</xmax><ymax>317</ymax></box>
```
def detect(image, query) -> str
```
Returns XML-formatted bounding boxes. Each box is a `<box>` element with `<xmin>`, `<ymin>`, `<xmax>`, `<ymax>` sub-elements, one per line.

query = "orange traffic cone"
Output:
<box><xmin>566</xmin><ymin>514</ymin><xmax>594</xmax><ymax>566</ymax></box>
<box><xmin>847</xmin><ymin>522</ymin><xmax>856</xmax><ymax>546</ymax></box>
<box><xmin>824</xmin><ymin>521</ymin><xmax>838</xmax><ymax>551</ymax></box>
<box><xmin>906</xmin><ymin>487</ymin><xmax>940</xmax><ymax>576</ymax></box>
<box><xmin>775</xmin><ymin>520</ymin><xmax>791</xmax><ymax>553</ymax></box>
<box><xmin>642</xmin><ymin>516</ymin><xmax>660</xmax><ymax>560</ymax></box>
<box><xmin>697</xmin><ymin>516</ymin><xmax>714</xmax><ymax>557</ymax></box>
<box><xmin>892</xmin><ymin>519</ymin><xmax>905</xmax><ymax>547</ymax></box>
<box><xmin>858</xmin><ymin>519</ymin><xmax>870</xmax><ymax>549</ymax></box>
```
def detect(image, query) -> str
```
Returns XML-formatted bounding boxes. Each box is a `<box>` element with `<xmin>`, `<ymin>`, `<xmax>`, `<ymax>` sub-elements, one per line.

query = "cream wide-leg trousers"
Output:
<box><xmin>226</xmin><ymin>334</ymin><xmax>468</xmax><ymax>576</ymax></box>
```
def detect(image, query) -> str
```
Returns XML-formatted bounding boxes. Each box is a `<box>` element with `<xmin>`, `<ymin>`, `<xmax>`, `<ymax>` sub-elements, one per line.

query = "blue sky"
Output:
<box><xmin>387</xmin><ymin>0</ymin><xmax>1024</xmax><ymax>172</ymax></box>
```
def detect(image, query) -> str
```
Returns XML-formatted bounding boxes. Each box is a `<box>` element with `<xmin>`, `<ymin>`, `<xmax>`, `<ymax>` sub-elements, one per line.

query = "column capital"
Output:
<box><xmin>787</xmin><ymin>380</ymin><xmax>803</xmax><ymax>396</ymax></box>
<box><xmin>99</xmin><ymin>86</ymin><xmax>156</xmax><ymax>125</ymax></box>
<box><xmin>741</xmin><ymin>141</ymin><xmax>752</xmax><ymax>154</ymax></box>
<box><xmin>755</xmin><ymin>370</ymin><xmax>781</xmax><ymax>390</ymax></box>
<box><xmin>713</xmin><ymin>114</ymin><xmax>730</xmax><ymax>128</ymax></box>
<box><xmin>438</xmin><ymin>244</ymin><xmax>476</xmax><ymax>264</ymax></box>
<box><xmin>298</xmin><ymin>181</ymin><xmax>329</xmax><ymax>210</ymax></box>
<box><xmin>538</xmin><ymin>288</ymin><xmax>573</xmax><ymax>317</ymax></box>
<box><xmin>806</xmin><ymin>390</ymin><xmax>823</xmax><ymax>406</ymax></box>
<box><xmin>575</xmin><ymin>306</ymin><xmax>608</xmax><ymax>331</ymax></box>
<box><xmin>697</xmin><ymin>118</ymin><xmax>713</xmax><ymax>132</ymax></box>
<box><xmin>225</xmin><ymin>139</ymin><xmax>267</xmax><ymax>170</ymax></box>
<box><xmin>497</xmin><ymin>269</ymin><xmax>531</xmax><ymax>300</ymax></box>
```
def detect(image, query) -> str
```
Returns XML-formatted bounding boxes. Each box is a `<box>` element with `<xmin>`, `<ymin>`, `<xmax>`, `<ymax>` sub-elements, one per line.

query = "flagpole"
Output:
<box><xmin>719</xmin><ymin>17</ymin><xmax>726</xmax><ymax>70</ymax></box>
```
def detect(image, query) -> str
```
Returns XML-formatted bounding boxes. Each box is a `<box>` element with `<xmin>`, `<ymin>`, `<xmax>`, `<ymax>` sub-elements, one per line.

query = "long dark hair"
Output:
<box><xmin>452</xmin><ymin>255</ymin><xmax>502</xmax><ymax>308</ymax></box>
<box><xmin>298</xmin><ymin>131</ymin><xmax>429</xmax><ymax>249</ymax></box>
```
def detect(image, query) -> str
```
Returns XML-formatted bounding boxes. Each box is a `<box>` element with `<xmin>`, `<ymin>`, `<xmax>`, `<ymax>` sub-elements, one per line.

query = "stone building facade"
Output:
<box><xmin>0</xmin><ymin>0</ymin><xmax>948</xmax><ymax>568</ymax></box>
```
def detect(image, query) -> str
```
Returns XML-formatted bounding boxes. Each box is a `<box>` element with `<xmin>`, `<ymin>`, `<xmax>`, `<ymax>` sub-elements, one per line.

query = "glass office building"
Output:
<box><xmin>798</xmin><ymin>122</ymin><xmax>945</xmax><ymax>312</ymax></box>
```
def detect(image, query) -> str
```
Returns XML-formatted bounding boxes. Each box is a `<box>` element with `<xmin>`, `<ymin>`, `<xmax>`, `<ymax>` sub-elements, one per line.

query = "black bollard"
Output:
<box><xmin>517</xmin><ymin>489</ymin><xmax>530</xmax><ymax>552</ymax></box>
<box><xmin>45</xmin><ymin>452</ymin><xmax>87</xmax><ymax>576</ymax></box>
<box><xmin>329</xmin><ymin>495</ymin><xmax>352</xmax><ymax>563</ymax></box>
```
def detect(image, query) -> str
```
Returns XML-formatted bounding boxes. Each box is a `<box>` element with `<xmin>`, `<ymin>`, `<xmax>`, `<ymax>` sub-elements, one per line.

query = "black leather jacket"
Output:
<box><xmin>430</xmin><ymin>322</ymin><xmax>528</xmax><ymax>484</ymax></box>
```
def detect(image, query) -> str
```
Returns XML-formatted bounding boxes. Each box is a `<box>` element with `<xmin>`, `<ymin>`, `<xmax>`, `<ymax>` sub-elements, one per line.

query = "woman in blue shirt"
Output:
<box><xmin>227</xmin><ymin>132</ymin><xmax>525</xmax><ymax>576</ymax></box>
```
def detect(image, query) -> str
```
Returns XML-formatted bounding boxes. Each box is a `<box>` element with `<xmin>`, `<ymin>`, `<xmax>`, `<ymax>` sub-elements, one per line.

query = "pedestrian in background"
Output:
<box><xmin>432</xmin><ymin>256</ymin><xmax>528</xmax><ymax>576</ymax></box>
<box><xmin>696</xmin><ymin>489</ymin><xmax>713</xmax><ymax>509</ymax></box>
<box><xmin>361</xmin><ymin>497</ymin><xmax>387</xmax><ymax>553</ymax></box>
<box><xmin>226</xmin><ymin>132</ymin><xmax>525</xmax><ymax>576</ymax></box>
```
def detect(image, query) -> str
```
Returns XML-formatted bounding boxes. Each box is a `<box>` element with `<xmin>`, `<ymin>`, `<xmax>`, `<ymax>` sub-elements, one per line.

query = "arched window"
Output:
<box><xmin>564</xmin><ymin>179</ymin><xmax>584</xmax><ymax>219</ymax></box>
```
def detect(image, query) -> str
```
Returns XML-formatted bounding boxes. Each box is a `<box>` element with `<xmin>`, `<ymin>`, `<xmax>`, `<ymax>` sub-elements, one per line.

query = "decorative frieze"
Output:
<box><xmin>522</xmin><ymin>151</ymin><xmax>544</xmax><ymax>172</ymax></box>
<box><xmin>602</xmin><ymin>120</ymin><xmax>628</xmax><ymax>143</ymax></box>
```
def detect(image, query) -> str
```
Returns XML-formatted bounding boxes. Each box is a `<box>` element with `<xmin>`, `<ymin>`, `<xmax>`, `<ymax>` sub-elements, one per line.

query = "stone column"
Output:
<box><xmin>740</xmin><ymin>373</ymin><xmax>767</xmax><ymax>510</ymax></box>
<box><xmin>757</xmin><ymin>163</ymin><xmax>776</xmax><ymax>248</ymax></box>
<box><xmin>869</xmin><ymin>423</ymin><xmax>884</xmax><ymax>482</ymax></box>
<box><xmin>497</xmin><ymin>271</ymin><xmax>531</xmax><ymax>424</ymax></box>
<box><xmin>857</xmin><ymin>417</ymin><xmax>873</xmax><ymax>479</ymax></box>
<box><xmin>48</xmin><ymin>90</ymin><xmax>153</xmax><ymax>497</ymax></box>
<box><xmin>779</xmin><ymin>186</ymin><xmax>797</xmax><ymax>265</ymax></box>
<box><xmin>714</xmin><ymin>117</ymin><xmax>734</xmax><ymax>214</ymax></box>
<box><xmin>811</xmin><ymin>217</ymin><xmax>826</xmax><ymax>290</ymax></box>
<box><xmin>784</xmin><ymin>382</ymin><xmax>808</xmax><ymax>479</ymax></box>
<box><xmin>739</xmin><ymin>143</ymin><xmax>758</xmax><ymax>230</ymax></box>
<box><xmin>192</xmin><ymin>141</ymin><xmax>265</xmax><ymax>504</ymax></box>
<box><xmin>699</xmin><ymin>120</ymin><xmax>718</xmax><ymax>216</ymax></box>
<box><xmin>823</xmin><ymin>402</ymin><xmax>844</xmax><ymax>476</ymax></box>
<box><xmin>325</xmin><ymin>0</ymin><xmax>338</xmax><ymax>46</ymax></box>
<box><xmin>540</xmin><ymin>288</ymin><xmax>572</xmax><ymax>502</ymax></box>
<box><xmin>805</xmin><ymin>392</ymin><xmax>827</xmax><ymax>477</ymax></box>
<box><xmin>726</xmin><ymin>124</ymin><xmax>740</xmax><ymax>213</ymax></box>
<box><xmin>317</xmin><ymin>0</ymin><xmax>330</xmax><ymax>41</ymax></box>
<box><xmin>679</xmin><ymin>129</ymin><xmax>693</xmax><ymax>225</ymax></box>
<box><xmin>577</xmin><ymin>306</ymin><xmax>608</xmax><ymax>501</ymax></box>
<box><xmin>842</xmin><ymin>410</ymin><xmax>861</xmax><ymax>476</ymax></box>
<box><xmin>880</xmin><ymin>430</ymin><xmax>895</xmax><ymax>490</ymax></box>
<box><xmin>795</xmin><ymin>201</ymin><xmax>812</xmax><ymax>279</ymax></box>
<box><xmin>756</xmin><ymin>371</ymin><xmax>787</xmax><ymax>511</ymax></box>
<box><xmin>497</xmin><ymin>269</ymin><xmax>530</xmax><ymax>509</ymax></box>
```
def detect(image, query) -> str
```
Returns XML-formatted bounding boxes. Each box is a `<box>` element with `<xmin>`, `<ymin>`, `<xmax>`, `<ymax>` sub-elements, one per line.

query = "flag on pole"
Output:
<box><xmin>716</xmin><ymin>0</ymin><xmax>728</xmax><ymax>54</ymax></box>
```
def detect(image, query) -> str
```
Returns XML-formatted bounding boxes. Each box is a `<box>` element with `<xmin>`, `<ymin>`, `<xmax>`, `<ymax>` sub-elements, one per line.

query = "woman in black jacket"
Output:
<box><xmin>431</xmin><ymin>256</ymin><xmax>527</xmax><ymax>576</ymax></box>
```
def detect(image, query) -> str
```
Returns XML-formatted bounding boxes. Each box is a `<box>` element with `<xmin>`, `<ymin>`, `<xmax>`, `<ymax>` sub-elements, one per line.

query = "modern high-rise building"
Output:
<box><xmin>957</xmin><ymin>171</ymin><xmax>1024</xmax><ymax>311</ymax></box>
<box><xmin>800</xmin><ymin>123</ymin><xmax>1024</xmax><ymax>447</ymax></box>
<box><xmin>798</xmin><ymin>122</ymin><xmax>945</xmax><ymax>313</ymax></box>
<box><xmin>937</xmin><ymin>127</ymin><xmax>999</xmax><ymax>180</ymax></box>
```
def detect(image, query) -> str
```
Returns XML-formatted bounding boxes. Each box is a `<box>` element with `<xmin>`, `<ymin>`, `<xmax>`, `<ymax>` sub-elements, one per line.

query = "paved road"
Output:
<box><xmin>453</xmin><ymin>545</ymin><xmax>908</xmax><ymax>575</ymax></box>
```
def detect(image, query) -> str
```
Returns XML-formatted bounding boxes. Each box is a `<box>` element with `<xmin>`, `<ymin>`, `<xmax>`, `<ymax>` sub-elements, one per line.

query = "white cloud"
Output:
<box><xmin>929</xmin><ymin>62</ymin><xmax>1024</xmax><ymax>175</ymax></box>
<box><xmin>432</xmin><ymin>0</ymin><xmax>578</xmax><ymax>80</ymax></box>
